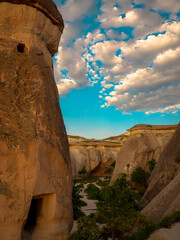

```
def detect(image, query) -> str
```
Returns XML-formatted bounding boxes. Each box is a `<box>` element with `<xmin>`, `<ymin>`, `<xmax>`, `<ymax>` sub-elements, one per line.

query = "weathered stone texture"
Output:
<box><xmin>0</xmin><ymin>1</ymin><xmax>73</xmax><ymax>239</ymax></box>
<box><xmin>68</xmin><ymin>136</ymin><xmax>124</xmax><ymax>179</ymax></box>
<box><xmin>139</xmin><ymin>124</ymin><xmax>180</xmax><ymax>221</ymax></box>
<box><xmin>110</xmin><ymin>126</ymin><xmax>175</xmax><ymax>183</ymax></box>
<box><xmin>147</xmin><ymin>222</ymin><xmax>180</xmax><ymax>240</ymax></box>
<box><xmin>140</xmin><ymin>123</ymin><xmax>180</xmax><ymax>208</ymax></box>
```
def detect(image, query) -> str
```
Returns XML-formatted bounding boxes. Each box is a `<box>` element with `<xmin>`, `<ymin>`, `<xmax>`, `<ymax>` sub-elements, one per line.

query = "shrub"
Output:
<box><xmin>84</xmin><ymin>183</ymin><xmax>100</xmax><ymax>200</ymax></box>
<box><xmin>174</xmin><ymin>156</ymin><xmax>180</xmax><ymax>163</ymax></box>
<box><xmin>131</xmin><ymin>167</ymin><xmax>150</xmax><ymax>187</ymax></box>
<box><xmin>68</xmin><ymin>214</ymin><xmax>105</xmax><ymax>240</ymax></box>
<box><xmin>160</xmin><ymin>211</ymin><xmax>180</xmax><ymax>228</ymax></box>
<box><xmin>95</xmin><ymin>174</ymin><xmax>141</xmax><ymax>239</ymax></box>
<box><xmin>78</xmin><ymin>166</ymin><xmax>87</xmax><ymax>175</ymax></box>
<box><xmin>96</xmin><ymin>178</ymin><xmax>110</xmax><ymax>187</ymax></box>
<box><xmin>148</xmin><ymin>158</ymin><xmax>156</xmax><ymax>172</ymax></box>
<box><xmin>111</xmin><ymin>161</ymin><xmax>116</xmax><ymax>168</ymax></box>
<box><xmin>105</xmin><ymin>167</ymin><xmax>113</xmax><ymax>174</ymax></box>
<box><xmin>124</xmin><ymin>221</ymin><xmax>158</xmax><ymax>240</ymax></box>
<box><xmin>72</xmin><ymin>184</ymin><xmax>87</xmax><ymax>220</ymax></box>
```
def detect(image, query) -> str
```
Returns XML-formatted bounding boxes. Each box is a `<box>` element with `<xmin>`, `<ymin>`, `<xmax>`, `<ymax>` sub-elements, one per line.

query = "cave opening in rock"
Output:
<box><xmin>23</xmin><ymin>198</ymin><xmax>42</xmax><ymax>235</ymax></box>
<box><xmin>17</xmin><ymin>43</ymin><xmax>25</xmax><ymax>53</ymax></box>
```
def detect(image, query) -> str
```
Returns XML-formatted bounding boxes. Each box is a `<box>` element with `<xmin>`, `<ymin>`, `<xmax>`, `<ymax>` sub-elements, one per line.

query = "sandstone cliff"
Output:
<box><xmin>0</xmin><ymin>1</ymin><xmax>72</xmax><ymax>239</ymax></box>
<box><xmin>111</xmin><ymin>124</ymin><xmax>177</xmax><ymax>183</ymax></box>
<box><xmin>140</xmin><ymin>123</ymin><xmax>180</xmax><ymax>221</ymax></box>
<box><xmin>68</xmin><ymin>134</ymin><xmax>128</xmax><ymax>179</ymax></box>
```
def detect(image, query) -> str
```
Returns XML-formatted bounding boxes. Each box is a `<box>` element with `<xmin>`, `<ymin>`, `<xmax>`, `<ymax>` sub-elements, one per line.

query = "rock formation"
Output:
<box><xmin>140</xmin><ymin>123</ymin><xmax>180</xmax><ymax>221</ymax></box>
<box><xmin>68</xmin><ymin>135</ymin><xmax>128</xmax><ymax>179</ymax></box>
<box><xmin>147</xmin><ymin>222</ymin><xmax>180</xmax><ymax>240</ymax></box>
<box><xmin>0</xmin><ymin>1</ymin><xmax>73</xmax><ymax>239</ymax></box>
<box><xmin>111</xmin><ymin>124</ymin><xmax>177</xmax><ymax>183</ymax></box>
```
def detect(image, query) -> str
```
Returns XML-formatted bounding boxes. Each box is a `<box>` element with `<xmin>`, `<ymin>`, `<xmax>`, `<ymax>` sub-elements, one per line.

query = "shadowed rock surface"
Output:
<box><xmin>140</xmin><ymin>123</ymin><xmax>180</xmax><ymax>208</ymax></box>
<box><xmin>110</xmin><ymin>124</ymin><xmax>177</xmax><ymax>184</ymax></box>
<box><xmin>147</xmin><ymin>222</ymin><xmax>180</xmax><ymax>240</ymax></box>
<box><xmin>140</xmin><ymin>124</ymin><xmax>180</xmax><ymax>221</ymax></box>
<box><xmin>0</xmin><ymin>1</ymin><xmax>73</xmax><ymax>239</ymax></box>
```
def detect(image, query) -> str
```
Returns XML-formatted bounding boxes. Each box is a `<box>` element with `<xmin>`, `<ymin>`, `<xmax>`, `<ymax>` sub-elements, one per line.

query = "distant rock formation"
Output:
<box><xmin>68</xmin><ymin>135</ymin><xmax>128</xmax><ymax>179</ymax></box>
<box><xmin>140</xmin><ymin>123</ymin><xmax>180</xmax><ymax>221</ymax></box>
<box><xmin>111</xmin><ymin>124</ymin><xmax>177</xmax><ymax>184</ymax></box>
<box><xmin>0</xmin><ymin>1</ymin><xmax>72</xmax><ymax>239</ymax></box>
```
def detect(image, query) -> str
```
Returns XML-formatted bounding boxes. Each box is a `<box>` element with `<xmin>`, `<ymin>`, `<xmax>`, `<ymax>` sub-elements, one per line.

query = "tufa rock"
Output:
<box><xmin>0</xmin><ymin>0</ymin><xmax>73</xmax><ymax>240</ymax></box>
<box><xmin>141</xmin><ymin>172</ymin><xmax>180</xmax><ymax>221</ymax></box>
<box><xmin>140</xmin><ymin>123</ymin><xmax>180</xmax><ymax>208</ymax></box>
<box><xmin>147</xmin><ymin>222</ymin><xmax>180</xmax><ymax>240</ymax></box>
<box><xmin>110</xmin><ymin>124</ymin><xmax>177</xmax><ymax>184</ymax></box>
<box><xmin>68</xmin><ymin>135</ymin><xmax>127</xmax><ymax>179</ymax></box>
<box><xmin>140</xmin><ymin>123</ymin><xmax>180</xmax><ymax>221</ymax></box>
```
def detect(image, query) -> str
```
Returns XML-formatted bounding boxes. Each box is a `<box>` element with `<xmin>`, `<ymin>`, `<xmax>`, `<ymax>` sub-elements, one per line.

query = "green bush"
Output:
<box><xmin>148</xmin><ymin>158</ymin><xmax>156</xmax><ymax>172</ymax></box>
<box><xmin>174</xmin><ymin>156</ymin><xmax>180</xmax><ymax>163</ymax></box>
<box><xmin>72</xmin><ymin>185</ymin><xmax>87</xmax><ymax>220</ymax></box>
<box><xmin>84</xmin><ymin>183</ymin><xmax>100</xmax><ymax>200</ymax></box>
<box><xmin>131</xmin><ymin>167</ymin><xmax>150</xmax><ymax>187</ymax></box>
<box><xmin>105</xmin><ymin>167</ymin><xmax>113</xmax><ymax>174</ymax></box>
<box><xmin>68</xmin><ymin>214</ymin><xmax>105</xmax><ymax>240</ymax></box>
<box><xmin>78</xmin><ymin>166</ymin><xmax>87</xmax><ymax>175</ymax></box>
<box><xmin>111</xmin><ymin>161</ymin><xmax>116</xmax><ymax>168</ymax></box>
<box><xmin>124</xmin><ymin>221</ymin><xmax>158</xmax><ymax>240</ymax></box>
<box><xmin>160</xmin><ymin>211</ymin><xmax>180</xmax><ymax>228</ymax></box>
<box><xmin>96</xmin><ymin>178</ymin><xmax>110</xmax><ymax>187</ymax></box>
<box><xmin>95</xmin><ymin>174</ymin><xmax>142</xmax><ymax>239</ymax></box>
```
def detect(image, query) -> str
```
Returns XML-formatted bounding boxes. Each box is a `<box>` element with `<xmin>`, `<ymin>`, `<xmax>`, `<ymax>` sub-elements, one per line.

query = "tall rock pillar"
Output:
<box><xmin>0</xmin><ymin>0</ymin><xmax>73</xmax><ymax>239</ymax></box>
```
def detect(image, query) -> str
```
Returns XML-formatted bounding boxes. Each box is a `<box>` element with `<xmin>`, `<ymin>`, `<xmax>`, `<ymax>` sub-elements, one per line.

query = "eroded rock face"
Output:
<box><xmin>0</xmin><ymin>1</ymin><xmax>73</xmax><ymax>239</ymax></box>
<box><xmin>111</xmin><ymin>125</ymin><xmax>177</xmax><ymax>184</ymax></box>
<box><xmin>147</xmin><ymin>222</ymin><xmax>180</xmax><ymax>240</ymax></box>
<box><xmin>140</xmin><ymin>123</ymin><xmax>180</xmax><ymax>221</ymax></box>
<box><xmin>141</xmin><ymin>172</ymin><xmax>180</xmax><ymax>221</ymax></box>
<box><xmin>68</xmin><ymin>136</ymin><xmax>125</xmax><ymax>179</ymax></box>
<box><xmin>140</xmin><ymin>123</ymin><xmax>180</xmax><ymax>208</ymax></box>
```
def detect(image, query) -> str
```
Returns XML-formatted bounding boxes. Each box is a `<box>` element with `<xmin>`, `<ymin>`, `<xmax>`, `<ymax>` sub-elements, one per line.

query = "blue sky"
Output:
<box><xmin>52</xmin><ymin>0</ymin><xmax>180</xmax><ymax>139</ymax></box>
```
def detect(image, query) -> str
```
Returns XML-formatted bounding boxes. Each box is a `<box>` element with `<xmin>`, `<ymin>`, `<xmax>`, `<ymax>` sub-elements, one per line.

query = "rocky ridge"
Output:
<box><xmin>141</xmin><ymin>123</ymin><xmax>180</xmax><ymax>221</ymax></box>
<box><xmin>68</xmin><ymin>134</ymin><xmax>129</xmax><ymax>178</ymax></box>
<box><xmin>111</xmin><ymin>124</ymin><xmax>177</xmax><ymax>183</ymax></box>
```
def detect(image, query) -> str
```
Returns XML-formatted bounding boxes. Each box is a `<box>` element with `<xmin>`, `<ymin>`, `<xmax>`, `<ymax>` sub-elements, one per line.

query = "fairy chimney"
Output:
<box><xmin>0</xmin><ymin>0</ymin><xmax>73</xmax><ymax>239</ymax></box>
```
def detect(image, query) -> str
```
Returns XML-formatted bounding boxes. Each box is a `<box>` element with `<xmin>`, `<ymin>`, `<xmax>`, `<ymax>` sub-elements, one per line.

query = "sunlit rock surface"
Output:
<box><xmin>68</xmin><ymin>135</ymin><xmax>128</xmax><ymax>178</ymax></box>
<box><xmin>0</xmin><ymin>0</ymin><xmax>73</xmax><ymax>239</ymax></box>
<box><xmin>111</xmin><ymin>124</ymin><xmax>177</xmax><ymax>184</ymax></box>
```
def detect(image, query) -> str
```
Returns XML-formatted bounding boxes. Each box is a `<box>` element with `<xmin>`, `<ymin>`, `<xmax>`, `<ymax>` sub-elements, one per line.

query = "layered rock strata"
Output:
<box><xmin>111</xmin><ymin>124</ymin><xmax>177</xmax><ymax>183</ymax></box>
<box><xmin>68</xmin><ymin>135</ymin><xmax>128</xmax><ymax>179</ymax></box>
<box><xmin>0</xmin><ymin>1</ymin><xmax>73</xmax><ymax>239</ymax></box>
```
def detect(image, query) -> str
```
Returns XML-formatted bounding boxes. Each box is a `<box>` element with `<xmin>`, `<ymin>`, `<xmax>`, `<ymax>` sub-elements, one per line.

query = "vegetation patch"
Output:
<box><xmin>78</xmin><ymin>166</ymin><xmax>87</xmax><ymax>175</ymax></box>
<box><xmin>148</xmin><ymin>158</ymin><xmax>156</xmax><ymax>172</ymax></box>
<box><xmin>85</xmin><ymin>183</ymin><xmax>100</xmax><ymax>200</ymax></box>
<box><xmin>174</xmin><ymin>156</ymin><xmax>180</xmax><ymax>163</ymax></box>
<box><xmin>71</xmin><ymin>174</ymin><xmax>180</xmax><ymax>240</ymax></box>
<box><xmin>131</xmin><ymin>167</ymin><xmax>150</xmax><ymax>188</ymax></box>
<box><xmin>72</xmin><ymin>184</ymin><xmax>87</xmax><ymax>220</ymax></box>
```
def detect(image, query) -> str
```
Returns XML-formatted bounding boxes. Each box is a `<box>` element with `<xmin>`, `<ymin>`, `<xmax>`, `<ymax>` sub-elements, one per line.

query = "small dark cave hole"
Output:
<box><xmin>17</xmin><ymin>43</ymin><xmax>26</xmax><ymax>53</ymax></box>
<box><xmin>23</xmin><ymin>198</ymin><xmax>42</xmax><ymax>235</ymax></box>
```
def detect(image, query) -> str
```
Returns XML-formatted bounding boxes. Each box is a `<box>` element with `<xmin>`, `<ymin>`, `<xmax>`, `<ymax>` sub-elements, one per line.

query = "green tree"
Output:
<box><xmin>72</xmin><ymin>184</ymin><xmax>87</xmax><ymax>220</ymax></box>
<box><xmin>148</xmin><ymin>158</ymin><xmax>156</xmax><ymax>172</ymax></box>
<box><xmin>68</xmin><ymin>214</ymin><xmax>105</xmax><ymax>240</ymax></box>
<box><xmin>131</xmin><ymin>167</ymin><xmax>150</xmax><ymax>187</ymax></box>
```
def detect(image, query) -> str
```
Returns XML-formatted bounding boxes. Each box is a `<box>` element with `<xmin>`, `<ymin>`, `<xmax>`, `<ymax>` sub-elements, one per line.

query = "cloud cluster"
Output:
<box><xmin>60</xmin><ymin>0</ymin><xmax>95</xmax><ymax>21</ymax></box>
<box><xmin>55</xmin><ymin>0</ymin><xmax>180</xmax><ymax>114</ymax></box>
